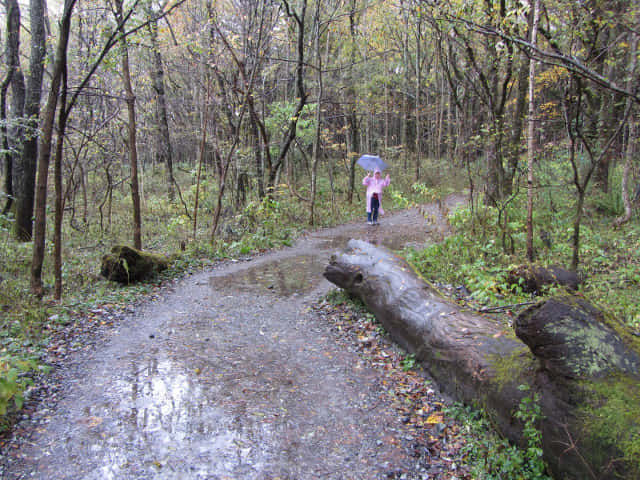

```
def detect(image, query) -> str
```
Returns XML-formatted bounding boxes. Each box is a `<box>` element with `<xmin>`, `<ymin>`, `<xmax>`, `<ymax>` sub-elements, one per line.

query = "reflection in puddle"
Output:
<box><xmin>320</xmin><ymin>230</ymin><xmax>431</xmax><ymax>252</ymax></box>
<box><xmin>78</xmin><ymin>356</ymin><xmax>267</xmax><ymax>479</ymax></box>
<box><xmin>209</xmin><ymin>255</ymin><xmax>326</xmax><ymax>297</ymax></box>
<box><xmin>208</xmin><ymin>230</ymin><xmax>433</xmax><ymax>298</ymax></box>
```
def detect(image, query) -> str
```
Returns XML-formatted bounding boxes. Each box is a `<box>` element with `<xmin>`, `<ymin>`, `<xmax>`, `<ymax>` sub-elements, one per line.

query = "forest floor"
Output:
<box><xmin>0</xmin><ymin>194</ymin><xmax>473</xmax><ymax>480</ymax></box>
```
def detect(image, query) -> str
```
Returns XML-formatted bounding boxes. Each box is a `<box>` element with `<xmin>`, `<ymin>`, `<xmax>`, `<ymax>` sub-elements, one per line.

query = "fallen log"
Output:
<box><xmin>506</xmin><ymin>264</ymin><xmax>581</xmax><ymax>294</ymax></box>
<box><xmin>324</xmin><ymin>239</ymin><xmax>639</xmax><ymax>480</ymax></box>
<box><xmin>100</xmin><ymin>245</ymin><xmax>169</xmax><ymax>284</ymax></box>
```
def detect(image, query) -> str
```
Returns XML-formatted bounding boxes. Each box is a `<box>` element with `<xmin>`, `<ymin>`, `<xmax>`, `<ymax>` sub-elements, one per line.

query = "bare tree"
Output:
<box><xmin>31</xmin><ymin>0</ymin><xmax>77</xmax><ymax>296</ymax></box>
<box><xmin>1</xmin><ymin>0</ymin><xmax>23</xmax><ymax>215</ymax></box>
<box><xmin>146</xmin><ymin>2</ymin><xmax>176</xmax><ymax>201</ymax></box>
<box><xmin>526</xmin><ymin>0</ymin><xmax>540</xmax><ymax>262</ymax></box>
<box><xmin>113</xmin><ymin>0</ymin><xmax>142</xmax><ymax>250</ymax></box>
<box><xmin>15</xmin><ymin>0</ymin><xmax>46</xmax><ymax>241</ymax></box>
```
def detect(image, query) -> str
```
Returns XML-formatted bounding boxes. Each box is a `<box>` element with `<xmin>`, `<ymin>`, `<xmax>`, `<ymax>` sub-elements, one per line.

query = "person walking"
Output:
<box><xmin>363</xmin><ymin>168</ymin><xmax>390</xmax><ymax>225</ymax></box>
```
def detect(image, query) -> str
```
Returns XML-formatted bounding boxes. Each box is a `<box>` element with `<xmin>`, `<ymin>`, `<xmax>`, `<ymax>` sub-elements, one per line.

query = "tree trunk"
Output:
<box><xmin>401</xmin><ymin>1</ymin><xmax>409</xmax><ymax>171</ymax></box>
<box><xmin>346</xmin><ymin>0</ymin><xmax>359</xmax><ymax>204</ymax></box>
<box><xmin>414</xmin><ymin>18</ymin><xmax>422</xmax><ymax>182</ymax></box>
<box><xmin>31</xmin><ymin>0</ymin><xmax>76</xmax><ymax>296</ymax></box>
<box><xmin>148</xmin><ymin>14</ymin><xmax>175</xmax><ymax>201</ymax></box>
<box><xmin>15</xmin><ymin>0</ymin><xmax>46</xmax><ymax>241</ymax></box>
<box><xmin>1</xmin><ymin>76</ymin><xmax>13</xmax><ymax>214</ymax></box>
<box><xmin>614</xmin><ymin>20</ymin><xmax>639</xmax><ymax>226</ymax></box>
<box><xmin>115</xmin><ymin>0</ymin><xmax>142</xmax><ymax>250</ymax></box>
<box><xmin>507</xmin><ymin>54</ymin><xmax>529</xmax><ymax>197</ymax></box>
<box><xmin>570</xmin><ymin>148</ymin><xmax>584</xmax><ymax>272</ymax></box>
<box><xmin>309</xmin><ymin>0</ymin><xmax>323</xmax><ymax>226</ymax></box>
<box><xmin>54</xmin><ymin>65</ymin><xmax>69</xmax><ymax>300</ymax></box>
<box><xmin>266</xmin><ymin>0</ymin><xmax>308</xmax><ymax>193</ymax></box>
<box><xmin>1</xmin><ymin>0</ymin><xmax>22</xmax><ymax>215</ymax></box>
<box><xmin>615</xmin><ymin>117</ymin><xmax>637</xmax><ymax>226</ymax></box>
<box><xmin>192</xmin><ymin>79</ymin><xmax>209</xmax><ymax>240</ymax></box>
<box><xmin>526</xmin><ymin>0</ymin><xmax>540</xmax><ymax>262</ymax></box>
<box><xmin>250</xmin><ymin>113</ymin><xmax>265</xmax><ymax>199</ymax></box>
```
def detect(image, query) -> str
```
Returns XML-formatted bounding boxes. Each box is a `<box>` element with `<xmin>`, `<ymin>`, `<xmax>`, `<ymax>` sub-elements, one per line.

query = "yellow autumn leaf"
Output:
<box><xmin>426</xmin><ymin>413</ymin><xmax>444</xmax><ymax>424</ymax></box>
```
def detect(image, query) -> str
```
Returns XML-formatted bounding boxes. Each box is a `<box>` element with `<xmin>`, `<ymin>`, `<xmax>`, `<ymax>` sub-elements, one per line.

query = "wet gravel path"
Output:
<box><xmin>1</xmin><ymin>197</ymin><xmax>468</xmax><ymax>479</ymax></box>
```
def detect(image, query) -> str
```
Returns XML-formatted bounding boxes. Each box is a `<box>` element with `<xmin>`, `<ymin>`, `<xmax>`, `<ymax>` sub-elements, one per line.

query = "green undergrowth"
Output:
<box><xmin>405</xmin><ymin>192</ymin><xmax>640</xmax><ymax>331</ymax></box>
<box><xmin>447</xmin><ymin>385</ymin><xmax>551</xmax><ymax>480</ymax></box>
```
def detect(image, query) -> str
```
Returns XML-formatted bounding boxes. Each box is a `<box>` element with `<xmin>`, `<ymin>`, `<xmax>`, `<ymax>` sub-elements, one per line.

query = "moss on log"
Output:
<box><xmin>516</xmin><ymin>297</ymin><xmax>640</xmax><ymax>478</ymax></box>
<box><xmin>100</xmin><ymin>245</ymin><xmax>169</xmax><ymax>284</ymax></box>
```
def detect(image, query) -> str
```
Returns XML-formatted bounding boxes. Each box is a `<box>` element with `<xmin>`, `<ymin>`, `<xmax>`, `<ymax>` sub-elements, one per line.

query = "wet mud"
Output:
<box><xmin>1</xmin><ymin>197</ymin><xmax>465</xmax><ymax>479</ymax></box>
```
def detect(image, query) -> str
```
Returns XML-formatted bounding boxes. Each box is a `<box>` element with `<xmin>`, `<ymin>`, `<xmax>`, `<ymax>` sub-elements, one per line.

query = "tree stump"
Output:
<box><xmin>324</xmin><ymin>239</ymin><xmax>639</xmax><ymax>480</ymax></box>
<box><xmin>100</xmin><ymin>245</ymin><xmax>169</xmax><ymax>284</ymax></box>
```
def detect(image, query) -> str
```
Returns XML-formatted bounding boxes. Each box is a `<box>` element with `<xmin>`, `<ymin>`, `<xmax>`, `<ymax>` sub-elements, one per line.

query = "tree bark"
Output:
<box><xmin>148</xmin><ymin>12</ymin><xmax>175</xmax><ymax>201</ymax></box>
<box><xmin>414</xmin><ymin>16</ymin><xmax>422</xmax><ymax>181</ymax></box>
<box><xmin>115</xmin><ymin>0</ymin><xmax>142</xmax><ymax>250</ymax></box>
<box><xmin>15</xmin><ymin>0</ymin><xmax>46</xmax><ymax>241</ymax></box>
<box><xmin>53</xmin><ymin>62</ymin><xmax>69</xmax><ymax>300</ymax></box>
<box><xmin>526</xmin><ymin>0</ymin><xmax>540</xmax><ymax>262</ymax></box>
<box><xmin>31</xmin><ymin>0</ymin><xmax>76</xmax><ymax>296</ymax></box>
<box><xmin>346</xmin><ymin>0</ymin><xmax>359</xmax><ymax>204</ymax></box>
<box><xmin>1</xmin><ymin>0</ymin><xmax>22</xmax><ymax>215</ymax></box>
<box><xmin>309</xmin><ymin>0</ymin><xmax>323</xmax><ymax>226</ymax></box>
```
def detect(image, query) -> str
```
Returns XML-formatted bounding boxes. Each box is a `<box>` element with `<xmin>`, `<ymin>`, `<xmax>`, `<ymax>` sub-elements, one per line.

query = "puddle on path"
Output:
<box><xmin>319</xmin><ymin>230</ymin><xmax>432</xmax><ymax>252</ymax></box>
<box><xmin>208</xmin><ymin>254</ymin><xmax>328</xmax><ymax>297</ymax></box>
<box><xmin>52</xmin><ymin>351</ymin><xmax>271</xmax><ymax>479</ymax></box>
<box><xmin>208</xmin><ymin>226</ymin><xmax>433</xmax><ymax>298</ymax></box>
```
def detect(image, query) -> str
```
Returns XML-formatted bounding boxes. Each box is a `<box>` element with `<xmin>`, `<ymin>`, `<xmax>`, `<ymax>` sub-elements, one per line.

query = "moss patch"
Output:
<box><xmin>101</xmin><ymin>245</ymin><xmax>169</xmax><ymax>284</ymax></box>
<box><xmin>489</xmin><ymin>346</ymin><xmax>537</xmax><ymax>392</ymax></box>
<box><xmin>577</xmin><ymin>375</ymin><xmax>640</xmax><ymax>477</ymax></box>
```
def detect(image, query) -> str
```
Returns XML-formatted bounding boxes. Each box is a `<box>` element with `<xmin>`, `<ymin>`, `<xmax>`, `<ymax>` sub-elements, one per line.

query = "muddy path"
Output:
<box><xmin>1</xmin><ymin>196</ymin><xmax>466</xmax><ymax>480</ymax></box>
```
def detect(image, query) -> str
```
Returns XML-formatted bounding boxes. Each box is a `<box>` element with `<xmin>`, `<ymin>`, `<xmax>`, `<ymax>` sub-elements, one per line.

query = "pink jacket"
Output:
<box><xmin>362</xmin><ymin>169</ymin><xmax>390</xmax><ymax>214</ymax></box>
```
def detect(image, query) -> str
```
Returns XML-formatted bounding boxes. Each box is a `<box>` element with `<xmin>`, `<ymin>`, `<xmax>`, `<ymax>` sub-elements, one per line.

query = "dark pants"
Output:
<box><xmin>367</xmin><ymin>196</ymin><xmax>380</xmax><ymax>223</ymax></box>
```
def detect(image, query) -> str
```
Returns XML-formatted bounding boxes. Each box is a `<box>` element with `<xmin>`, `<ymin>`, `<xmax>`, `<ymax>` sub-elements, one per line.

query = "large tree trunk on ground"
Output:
<box><xmin>324</xmin><ymin>239</ymin><xmax>639</xmax><ymax>480</ymax></box>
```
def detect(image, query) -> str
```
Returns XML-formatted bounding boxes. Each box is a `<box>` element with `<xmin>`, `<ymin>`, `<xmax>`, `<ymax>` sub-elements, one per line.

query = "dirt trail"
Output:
<box><xmin>1</xmin><ymin>196</ymin><xmax>465</xmax><ymax>480</ymax></box>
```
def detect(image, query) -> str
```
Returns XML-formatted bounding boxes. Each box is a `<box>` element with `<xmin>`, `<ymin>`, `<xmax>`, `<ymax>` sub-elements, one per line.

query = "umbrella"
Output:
<box><xmin>356</xmin><ymin>154</ymin><xmax>388</xmax><ymax>172</ymax></box>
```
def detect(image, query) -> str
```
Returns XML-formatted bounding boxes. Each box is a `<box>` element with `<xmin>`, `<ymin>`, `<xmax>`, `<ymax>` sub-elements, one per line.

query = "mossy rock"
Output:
<box><xmin>100</xmin><ymin>245</ymin><xmax>169</xmax><ymax>284</ymax></box>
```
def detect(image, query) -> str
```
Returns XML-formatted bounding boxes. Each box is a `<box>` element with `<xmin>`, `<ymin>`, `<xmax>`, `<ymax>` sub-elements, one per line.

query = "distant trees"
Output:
<box><xmin>0</xmin><ymin>0</ymin><xmax>638</xmax><ymax>298</ymax></box>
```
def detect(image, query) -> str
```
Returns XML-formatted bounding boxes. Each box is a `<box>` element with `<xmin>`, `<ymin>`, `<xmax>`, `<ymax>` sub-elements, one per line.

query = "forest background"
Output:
<box><xmin>0</xmin><ymin>0</ymin><xmax>639</xmax><ymax>476</ymax></box>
